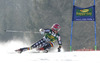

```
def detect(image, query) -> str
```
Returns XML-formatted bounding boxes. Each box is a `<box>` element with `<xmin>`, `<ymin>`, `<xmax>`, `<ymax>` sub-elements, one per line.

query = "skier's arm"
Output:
<box><xmin>57</xmin><ymin>36</ymin><xmax>62</xmax><ymax>46</ymax></box>
<box><xmin>57</xmin><ymin>35</ymin><xmax>62</xmax><ymax>52</ymax></box>
<box><xmin>39</xmin><ymin>28</ymin><xmax>50</xmax><ymax>35</ymax></box>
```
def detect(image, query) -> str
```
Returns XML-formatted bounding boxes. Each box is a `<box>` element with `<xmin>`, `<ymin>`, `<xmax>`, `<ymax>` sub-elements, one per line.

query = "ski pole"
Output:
<box><xmin>4</xmin><ymin>30</ymin><xmax>39</xmax><ymax>33</ymax></box>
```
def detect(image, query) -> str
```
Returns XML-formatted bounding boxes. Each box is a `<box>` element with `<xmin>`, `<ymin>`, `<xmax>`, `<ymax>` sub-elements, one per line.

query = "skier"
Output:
<box><xmin>15</xmin><ymin>23</ymin><xmax>62</xmax><ymax>53</ymax></box>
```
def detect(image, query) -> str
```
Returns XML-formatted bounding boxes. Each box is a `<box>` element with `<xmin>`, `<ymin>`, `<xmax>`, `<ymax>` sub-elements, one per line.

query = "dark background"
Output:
<box><xmin>0</xmin><ymin>0</ymin><xmax>100</xmax><ymax>51</ymax></box>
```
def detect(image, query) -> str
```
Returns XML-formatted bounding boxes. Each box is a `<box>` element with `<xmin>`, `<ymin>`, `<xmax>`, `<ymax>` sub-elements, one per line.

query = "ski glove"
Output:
<box><xmin>39</xmin><ymin>28</ymin><xmax>44</xmax><ymax>35</ymax></box>
<box><xmin>58</xmin><ymin>45</ymin><xmax>61</xmax><ymax>52</ymax></box>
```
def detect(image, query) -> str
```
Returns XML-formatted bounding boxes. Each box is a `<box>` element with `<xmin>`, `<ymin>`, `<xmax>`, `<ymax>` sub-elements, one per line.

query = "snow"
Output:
<box><xmin>0</xmin><ymin>40</ymin><xmax>100</xmax><ymax>63</ymax></box>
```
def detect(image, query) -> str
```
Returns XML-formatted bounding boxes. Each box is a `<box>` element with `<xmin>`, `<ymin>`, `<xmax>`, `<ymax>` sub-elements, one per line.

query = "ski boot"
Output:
<box><xmin>15</xmin><ymin>47</ymin><xmax>30</xmax><ymax>53</ymax></box>
<box><xmin>38</xmin><ymin>47</ymin><xmax>48</xmax><ymax>53</ymax></box>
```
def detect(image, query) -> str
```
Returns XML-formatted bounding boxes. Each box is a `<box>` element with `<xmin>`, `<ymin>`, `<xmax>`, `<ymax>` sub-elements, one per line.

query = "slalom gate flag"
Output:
<box><xmin>72</xmin><ymin>5</ymin><xmax>95</xmax><ymax>21</ymax></box>
<box><xmin>70</xmin><ymin>0</ymin><xmax>97</xmax><ymax>51</ymax></box>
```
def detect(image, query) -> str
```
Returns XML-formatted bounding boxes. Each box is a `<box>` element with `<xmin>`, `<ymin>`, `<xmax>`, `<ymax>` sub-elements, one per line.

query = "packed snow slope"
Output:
<box><xmin>0</xmin><ymin>40</ymin><xmax>100</xmax><ymax>63</ymax></box>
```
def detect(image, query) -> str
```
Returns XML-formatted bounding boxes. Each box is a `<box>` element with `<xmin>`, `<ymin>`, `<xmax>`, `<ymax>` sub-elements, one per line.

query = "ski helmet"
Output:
<box><xmin>51</xmin><ymin>23</ymin><xmax>61</xmax><ymax>32</ymax></box>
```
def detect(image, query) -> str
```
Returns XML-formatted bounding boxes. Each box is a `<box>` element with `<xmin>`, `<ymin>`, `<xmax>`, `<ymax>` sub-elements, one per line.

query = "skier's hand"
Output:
<box><xmin>58</xmin><ymin>45</ymin><xmax>61</xmax><ymax>52</ymax></box>
<box><xmin>39</xmin><ymin>28</ymin><xmax>44</xmax><ymax>35</ymax></box>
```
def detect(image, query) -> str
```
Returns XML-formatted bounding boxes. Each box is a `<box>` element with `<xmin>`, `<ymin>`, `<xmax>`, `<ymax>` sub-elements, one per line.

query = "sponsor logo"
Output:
<box><xmin>80</xmin><ymin>9</ymin><xmax>89</xmax><ymax>12</ymax></box>
<box><xmin>76</xmin><ymin>8</ymin><xmax>92</xmax><ymax>16</ymax></box>
<box><xmin>46</xmin><ymin>34</ymin><xmax>56</xmax><ymax>42</ymax></box>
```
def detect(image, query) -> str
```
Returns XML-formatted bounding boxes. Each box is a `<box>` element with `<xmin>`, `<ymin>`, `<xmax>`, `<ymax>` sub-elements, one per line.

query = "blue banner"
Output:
<box><xmin>72</xmin><ymin>5</ymin><xmax>95</xmax><ymax>21</ymax></box>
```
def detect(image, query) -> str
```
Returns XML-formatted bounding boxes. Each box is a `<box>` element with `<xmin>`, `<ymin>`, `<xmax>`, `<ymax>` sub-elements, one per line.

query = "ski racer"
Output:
<box><xmin>15</xmin><ymin>23</ymin><xmax>62</xmax><ymax>53</ymax></box>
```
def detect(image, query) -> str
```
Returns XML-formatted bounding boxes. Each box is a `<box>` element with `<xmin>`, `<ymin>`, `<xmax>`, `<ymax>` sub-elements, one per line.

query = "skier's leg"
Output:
<box><xmin>39</xmin><ymin>42</ymin><xmax>53</xmax><ymax>51</ymax></box>
<box><xmin>38</xmin><ymin>42</ymin><xmax>53</xmax><ymax>53</ymax></box>
<box><xmin>15</xmin><ymin>39</ymin><xmax>45</xmax><ymax>53</ymax></box>
<box><xmin>44</xmin><ymin>42</ymin><xmax>54</xmax><ymax>53</ymax></box>
<box><xmin>30</xmin><ymin>39</ymin><xmax>44</xmax><ymax>49</ymax></box>
<box><xmin>43</xmin><ymin>43</ymin><xmax>52</xmax><ymax>50</ymax></box>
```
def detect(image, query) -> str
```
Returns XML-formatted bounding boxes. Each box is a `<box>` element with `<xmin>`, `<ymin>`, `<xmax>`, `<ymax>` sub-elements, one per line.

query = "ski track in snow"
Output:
<box><xmin>0</xmin><ymin>40</ymin><xmax>100</xmax><ymax>63</ymax></box>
